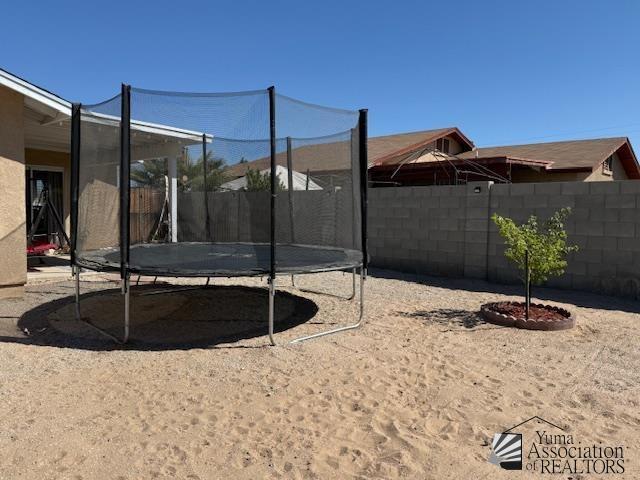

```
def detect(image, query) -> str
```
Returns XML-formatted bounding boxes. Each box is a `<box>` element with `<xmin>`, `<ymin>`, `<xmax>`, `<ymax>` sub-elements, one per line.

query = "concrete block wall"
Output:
<box><xmin>368</xmin><ymin>180</ymin><xmax>640</xmax><ymax>299</ymax></box>
<box><xmin>368</xmin><ymin>183</ymin><xmax>492</xmax><ymax>278</ymax></box>
<box><xmin>488</xmin><ymin>180</ymin><xmax>640</xmax><ymax>297</ymax></box>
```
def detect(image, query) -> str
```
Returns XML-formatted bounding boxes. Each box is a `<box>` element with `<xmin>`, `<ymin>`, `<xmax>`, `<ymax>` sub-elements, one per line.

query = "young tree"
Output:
<box><xmin>243</xmin><ymin>168</ymin><xmax>285</xmax><ymax>192</ymax></box>
<box><xmin>491</xmin><ymin>207</ymin><xmax>578</xmax><ymax>316</ymax></box>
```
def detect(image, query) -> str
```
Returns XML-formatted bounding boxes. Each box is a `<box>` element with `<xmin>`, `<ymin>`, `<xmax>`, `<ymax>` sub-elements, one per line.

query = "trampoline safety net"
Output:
<box><xmin>72</xmin><ymin>86</ymin><xmax>367</xmax><ymax>278</ymax></box>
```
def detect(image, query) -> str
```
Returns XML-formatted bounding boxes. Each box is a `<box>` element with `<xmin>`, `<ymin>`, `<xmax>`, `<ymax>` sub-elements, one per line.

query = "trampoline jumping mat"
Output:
<box><xmin>78</xmin><ymin>242</ymin><xmax>362</xmax><ymax>277</ymax></box>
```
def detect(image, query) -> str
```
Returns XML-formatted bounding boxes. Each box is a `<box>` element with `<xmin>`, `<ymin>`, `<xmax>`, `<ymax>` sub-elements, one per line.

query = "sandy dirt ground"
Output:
<box><xmin>0</xmin><ymin>270</ymin><xmax>638</xmax><ymax>479</ymax></box>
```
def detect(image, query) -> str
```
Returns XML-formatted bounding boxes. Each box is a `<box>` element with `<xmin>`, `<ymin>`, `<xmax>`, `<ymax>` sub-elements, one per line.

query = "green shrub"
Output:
<box><xmin>244</xmin><ymin>168</ymin><xmax>285</xmax><ymax>192</ymax></box>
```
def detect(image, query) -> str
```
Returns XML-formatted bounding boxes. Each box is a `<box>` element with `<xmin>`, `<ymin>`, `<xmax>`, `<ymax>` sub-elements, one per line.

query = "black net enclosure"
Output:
<box><xmin>70</xmin><ymin>85</ymin><xmax>368</xmax><ymax>345</ymax></box>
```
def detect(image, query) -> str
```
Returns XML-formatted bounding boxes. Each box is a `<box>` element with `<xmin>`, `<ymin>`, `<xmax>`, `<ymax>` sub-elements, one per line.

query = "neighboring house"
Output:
<box><xmin>225</xmin><ymin>127</ymin><xmax>474</xmax><ymax>188</ymax></box>
<box><xmin>223</xmin><ymin>135</ymin><xmax>356</xmax><ymax>189</ymax></box>
<box><xmin>232</xmin><ymin>126</ymin><xmax>640</xmax><ymax>187</ymax></box>
<box><xmin>370</xmin><ymin>135</ymin><xmax>640</xmax><ymax>186</ymax></box>
<box><xmin>220</xmin><ymin>165</ymin><xmax>321</xmax><ymax>191</ymax></box>
<box><xmin>456</xmin><ymin>138</ymin><xmax>639</xmax><ymax>182</ymax></box>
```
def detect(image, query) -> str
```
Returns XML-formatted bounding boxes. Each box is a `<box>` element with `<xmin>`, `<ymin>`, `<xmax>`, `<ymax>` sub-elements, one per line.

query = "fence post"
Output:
<box><xmin>168</xmin><ymin>156</ymin><xmax>178</xmax><ymax>242</ymax></box>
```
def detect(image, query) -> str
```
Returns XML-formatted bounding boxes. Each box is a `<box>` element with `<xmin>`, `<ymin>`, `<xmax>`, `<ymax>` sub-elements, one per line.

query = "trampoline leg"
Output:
<box><xmin>289</xmin><ymin>268</ymin><xmax>365</xmax><ymax>344</ymax></box>
<box><xmin>74</xmin><ymin>265</ymin><xmax>81</xmax><ymax>320</ymax></box>
<box><xmin>123</xmin><ymin>274</ymin><xmax>130</xmax><ymax>343</ymax></box>
<box><xmin>74</xmin><ymin>266</ymin><xmax>126</xmax><ymax>345</ymax></box>
<box><xmin>268</xmin><ymin>278</ymin><xmax>276</xmax><ymax>346</ymax></box>
<box><xmin>292</xmin><ymin>268</ymin><xmax>357</xmax><ymax>300</ymax></box>
<box><xmin>350</xmin><ymin>268</ymin><xmax>357</xmax><ymax>300</ymax></box>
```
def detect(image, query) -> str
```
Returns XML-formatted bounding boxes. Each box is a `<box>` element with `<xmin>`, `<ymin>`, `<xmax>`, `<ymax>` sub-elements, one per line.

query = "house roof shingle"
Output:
<box><xmin>225</xmin><ymin>127</ymin><xmax>473</xmax><ymax>177</ymax></box>
<box><xmin>456</xmin><ymin>137</ymin><xmax>631</xmax><ymax>170</ymax></box>
<box><xmin>225</xmin><ymin>128</ymin><xmax>640</xmax><ymax>181</ymax></box>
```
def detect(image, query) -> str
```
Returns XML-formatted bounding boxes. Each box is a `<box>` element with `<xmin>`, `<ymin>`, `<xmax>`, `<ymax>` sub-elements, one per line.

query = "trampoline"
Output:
<box><xmin>70</xmin><ymin>85</ymin><xmax>368</xmax><ymax>345</ymax></box>
<box><xmin>81</xmin><ymin>243</ymin><xmax>362</xmax><ymax>277</ymax></box>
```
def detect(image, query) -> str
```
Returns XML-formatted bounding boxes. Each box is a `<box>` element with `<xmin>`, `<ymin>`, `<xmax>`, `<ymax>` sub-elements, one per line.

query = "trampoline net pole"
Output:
<box><xmin>70</xmin><ymin>103</ymin><xmax>81</xmax><ymax>268</ymax></box>
<box><xmin>268</xmin><ymin>86</ymin><xmax>277</xmax><ymax>279</ymax></box>
<box><xmin>358</xmin><ymin>109</ymin><xmax>368</xmax><ymax>276</ymax></box>
<box><xmin>268</xmin><ymin>86</ymin><xmax>277</xmax><ymax>345</ymax></box>
<box><xmin>286</xmin><ymin>136</ymin><xmax>295</xmax><ymax>245</ymax></box>
<box><xmin>350</xmin><ymin>127</ymin><xmax>358</xmax><ymax>252</ymax></box>
<box><xmin>120</xmin><ymin>84</ymin><xmax>131</xmax><ymax>280</ymax></box>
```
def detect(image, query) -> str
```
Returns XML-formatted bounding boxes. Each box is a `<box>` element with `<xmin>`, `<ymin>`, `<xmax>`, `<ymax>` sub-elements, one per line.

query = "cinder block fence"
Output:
<box><xmin>368</xmin><ymin>180</ymin><xmax>640</xmax><ymax>299</ymax></box>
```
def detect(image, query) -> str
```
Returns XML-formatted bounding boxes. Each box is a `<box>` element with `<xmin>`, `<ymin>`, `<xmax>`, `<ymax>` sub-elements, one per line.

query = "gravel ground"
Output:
<box><xmin>0</xmin><ymin>270</ymin><xmax>638</xmax><ymax>479</ymax></box>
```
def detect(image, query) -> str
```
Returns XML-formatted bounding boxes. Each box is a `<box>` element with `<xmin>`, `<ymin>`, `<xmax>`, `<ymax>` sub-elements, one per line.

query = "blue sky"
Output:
<box><xmin>2</xmin><ymin>0</ymin><xmax>640</xmax><ymax>148</ymax></box>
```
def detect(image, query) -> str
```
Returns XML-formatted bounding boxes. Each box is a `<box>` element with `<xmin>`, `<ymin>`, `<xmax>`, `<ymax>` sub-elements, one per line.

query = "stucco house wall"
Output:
<box><xmin>443</xmin><ymin>135</ymin><xmax>466</xmax><ymax>155</ymax></box>
<box><xmin>510</xmin><ymin>153</ymin><xmax>629</xmax><ymax>183</ymax></box>
<box><xmin>510</xmin><ymin>169</ymin><xmax>591</xmax><ymax>183</ymax></box>
<box><xmin>416</xmin><ymin>136</ymin><xmax>465</xmax><ymax>156</ymax></box>
<box><xmin>585</xmin><ymin>152</ymin><xmax>627</xmax><ymax>181</ymax></box>
<box><xmin>0</xmin><ymin>86</ymin><xmax>26</xmax><ymax>297</ymax></box>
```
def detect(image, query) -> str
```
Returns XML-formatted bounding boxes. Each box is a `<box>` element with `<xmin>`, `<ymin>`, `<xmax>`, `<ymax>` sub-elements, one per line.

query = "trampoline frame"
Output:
<box><xmin>70</xmin><ymin>85</ymin><xmax>369</xmax><ymax>346</ymax></box>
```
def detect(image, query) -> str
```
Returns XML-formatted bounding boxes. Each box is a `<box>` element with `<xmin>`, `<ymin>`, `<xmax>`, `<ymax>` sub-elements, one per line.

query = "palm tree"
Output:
<box><xmin>178</xmin><ymin>150</ymin><xmax>228</xmax><ymax>192</ymax></box>
<box><xmin>130</xmin><ymin>150</ymin><xmax>228</xmax><ymax>192</ymax></box>
<box><xmin>131</xmin><ymin>159</ymin><xmax>167</xmax><ymax>187</ymax></box>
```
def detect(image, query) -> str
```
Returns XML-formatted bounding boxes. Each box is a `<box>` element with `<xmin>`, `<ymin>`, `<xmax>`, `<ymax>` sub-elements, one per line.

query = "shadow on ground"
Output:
<box><xmin>370</xmin><ymin>268</ymin><xmax>640</xmax><ymax>314</ymax></box>
<box><xmin>398</xmin><ymin>308</ymin><xmax>485</xmax><ymax>329</ymax></box>
<box><xmin>27</xmin><ymin>255</ymin><xmax>70</xmax><ymax>269</ymax></box>
<box><xmin>2</xmin><ymin>285</ymin><xmax>318</xmax><ymax>351</ymax></box>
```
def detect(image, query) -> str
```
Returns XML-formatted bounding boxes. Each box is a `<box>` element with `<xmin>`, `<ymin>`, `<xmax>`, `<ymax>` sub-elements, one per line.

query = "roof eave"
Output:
<box><xmin>616</xmin><ymin>138</ymin><xmax>640</xmax><ymax>179</ymax></box>
<box><xmin>544</xmin><ymin>166</ymin><xmax>592</xmax><ymax>173</ymax></box>
<box><xmin>374</xmin><ymin>127</ymin><xmax>474</xmax><ymax>166</ymax></box>
<box><xmin>453</xmin><ymin>155</ymin><xmax>552</xmax><ymax>167</ymax></box>
<box><xmin>370</xmin><ymin>155</ymin><xmax>589</xmax><ymax>175</ymax></box>
<box><xmin>450</xmin><ymin>127</ymin><xmax>475</xmax><ymax>150</ymax></box>
<box><xmin>0</xmin><ymin>68</ymin><xmax>71</xmax><ymax>115</ymax></box>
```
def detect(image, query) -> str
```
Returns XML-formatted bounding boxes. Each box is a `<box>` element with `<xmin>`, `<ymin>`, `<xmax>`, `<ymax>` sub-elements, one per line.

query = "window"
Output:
<box><xmin>436</xmin><ymin>137</ymin><xmax>450</xmax><ymax>154</ymax></box>
<box><xmin>603</xmin><ymin>155</ymin><xmax>613</xmax><ymax>175</ymax></box>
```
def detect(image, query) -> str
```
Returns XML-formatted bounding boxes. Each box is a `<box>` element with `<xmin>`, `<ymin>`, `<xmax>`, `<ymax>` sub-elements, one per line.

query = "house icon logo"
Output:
<box><xmin>488</xmin><ymin>432</ymin><xmax>523</xmax><ymax>470</ymax></box>
<box><xmin>488</xmin><ymin>416</ymin><xmax>565</xmax><ymax>471</ymax></box>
